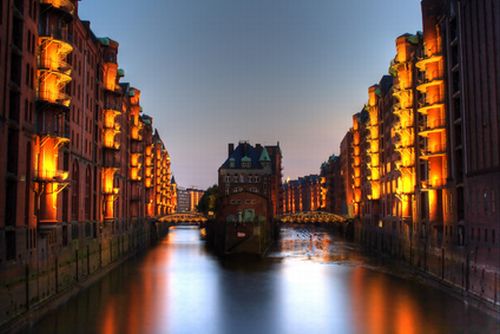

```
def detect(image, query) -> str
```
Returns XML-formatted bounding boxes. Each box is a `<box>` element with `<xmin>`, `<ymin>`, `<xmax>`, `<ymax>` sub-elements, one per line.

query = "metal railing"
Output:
<box><xmin>419</xmin><ymin>118</ymin><xmax>445</xmax><ymax>132</ymax></box>
<box><xmin>40</xmin><ymin>0</ymin><xmax>75</xmax><ymax>15</ymax></box>
<box><xmin>34</xmin><ymin>169</ymin><xmax>68</xmax><ymax>181</ymax></box>
<box><xmin>37</xmin><ymin>90</ymin><xmax>71</xmax><ymax>107</ymax></box>
<box><xmin>38</xmin><ymin>121</ymin><xmax>70</xmax><ymax>139</ymax></box>
<box><xmin>38</xmin><ymin>56</ymin><xmax>72</xmax><ymax>75</ymax></box>
<box><xmin>420</xmin><ymin>178</ymin><xmax>446</xmax><ymax>189</ymax></box>
<box><xmin>38</xmin><ymin>28</ymin><xmax>72</xmax><ymax>44</ymax></box>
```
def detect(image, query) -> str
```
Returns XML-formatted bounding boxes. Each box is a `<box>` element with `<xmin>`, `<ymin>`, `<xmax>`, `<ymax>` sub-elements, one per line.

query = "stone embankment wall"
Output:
<box><xmin>0</xmin><ymin>221</ymin><xmax>169</xmax><ymax>331</ymax></box>
<box><xmin>355</xmin><ymin>221</ymin><xmax>500</xmax><ymax>315</ymax></box>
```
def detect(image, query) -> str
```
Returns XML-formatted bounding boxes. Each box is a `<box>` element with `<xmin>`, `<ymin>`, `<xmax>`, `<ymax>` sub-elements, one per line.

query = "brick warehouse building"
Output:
<box><xmin>215</xmin><ymin>141</ymin><xmax>282</xmax><ymax>255</ymax></box>
<box><xmin>282</xmin><ymin>174</ymin><xmax>324</xmax><ymax>214</ymax></box>
<box><xmin>322</xmin><ymin>0</ymin><xmax>499</xmax><ymax>309</ymax></box>
<box><xmin>0</xmin><ymin>0</ymin><xmax>175</xmax><ymax>325</ymax></box>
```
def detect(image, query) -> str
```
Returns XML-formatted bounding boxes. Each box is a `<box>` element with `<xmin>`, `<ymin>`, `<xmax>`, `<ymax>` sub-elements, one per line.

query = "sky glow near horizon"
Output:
<box><xmin>79</xmin><ymin>0</ymin><xmax>421</xmax><ymax>189</ymax></box>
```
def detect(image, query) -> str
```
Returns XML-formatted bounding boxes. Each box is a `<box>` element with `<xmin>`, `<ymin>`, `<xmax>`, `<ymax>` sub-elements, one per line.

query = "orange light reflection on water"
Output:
<box><xmin>351</xmin><ymin>266</ymin><xmax>422</xmax><ymax>334</ymax></box>
<box><xmin>101</xmin><ymin>297</ymin><xmax>117</xmax><ymax>334</ymax></box>
<box><xmin>100</xmin><ymin>233</ymin><xmax>172</xmax><ymax>334</ymax></box>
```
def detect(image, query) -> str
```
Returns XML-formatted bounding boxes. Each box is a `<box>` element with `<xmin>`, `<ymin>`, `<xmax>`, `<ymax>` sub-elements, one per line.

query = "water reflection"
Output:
<box><xmin>22</xmin><ymin>226</ymin><xmax>498</xmax><ymax>334</ymax></box>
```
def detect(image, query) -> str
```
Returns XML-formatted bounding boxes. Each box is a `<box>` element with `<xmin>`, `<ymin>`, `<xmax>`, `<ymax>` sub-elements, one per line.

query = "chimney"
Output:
<box><xmin>256</xmin><ymin>144</ymin><xmax>262</xmax><ymax>150</ymax></box>
<box><xmin>228</xmin><ymin>143</ymin><xmax>234</xmax><ymax>157</ymax></box>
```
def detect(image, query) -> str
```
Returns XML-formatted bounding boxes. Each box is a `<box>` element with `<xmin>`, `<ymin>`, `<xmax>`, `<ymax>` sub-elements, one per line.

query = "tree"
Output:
<box><xmin>197</xmin><ymin>185</ymin><xmax>218</xmax><ymax>216</ymax></box>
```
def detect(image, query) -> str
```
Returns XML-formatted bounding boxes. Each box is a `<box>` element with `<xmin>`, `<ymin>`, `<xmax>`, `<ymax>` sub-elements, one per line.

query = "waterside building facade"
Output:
<box><xmin>0</xmin><ymin>0</ymin><xmax>176</xmax><ymax>325</ymax></box>
<box><xmin>316</xmin><ymin>0</ymin><xmax>499</xmax><ymax>309</ymax></box>
<box><xmin>214</xmin><ymin>141</ymin><xmax>282</xmax><ymax>255</ymax></box>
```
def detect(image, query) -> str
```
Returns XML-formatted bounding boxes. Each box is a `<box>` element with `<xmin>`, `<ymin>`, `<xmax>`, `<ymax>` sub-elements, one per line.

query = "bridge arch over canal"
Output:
<box><xmin>277</xmin><ymin>211</ymin><xmax>347</xmax><ymax>224</ymax></box>
<box><xmin>159</xmin><ymin>212</ymin><xmax>208</xmax><ymax>225</ymax></box>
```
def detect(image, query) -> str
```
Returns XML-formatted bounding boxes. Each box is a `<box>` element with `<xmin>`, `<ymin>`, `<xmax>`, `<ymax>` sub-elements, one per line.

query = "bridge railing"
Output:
<box><xmin>159</xmin><ymin>212</ymin><xmax>208</xmax><ymax>224</ymax></box>
<box><xmin>278</xmin><ymin>211</ymin><xmax>347</xmax><ymax>224</ymax></box>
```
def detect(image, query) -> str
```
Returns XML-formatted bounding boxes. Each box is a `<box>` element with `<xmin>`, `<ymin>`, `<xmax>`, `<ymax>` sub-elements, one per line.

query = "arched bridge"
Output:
<box><xmin>277</xmin><ymin>211</ymin><xmax>347</xmax><ymax>224</ymax></box>
<box><xmin>159</xmin><ymin>212</ymin><xmax>208</xmax><ymax>225</ymax></box>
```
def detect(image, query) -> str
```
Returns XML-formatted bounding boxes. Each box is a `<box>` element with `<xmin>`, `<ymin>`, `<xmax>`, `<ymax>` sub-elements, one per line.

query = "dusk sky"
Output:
<box><xmin>79</xmin><ymin>0</ymin><xmax>422</xmax><ymax>189</ymax></box>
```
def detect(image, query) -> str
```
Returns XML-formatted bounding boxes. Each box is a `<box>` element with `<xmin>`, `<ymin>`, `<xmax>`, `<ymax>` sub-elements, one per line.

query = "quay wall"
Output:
<box><xmin>0</xmin><ymin>221</ymin><xmax>169</xmax><ymax>332</ymax></box>
<box><xmin>355</xmin><ymin>221</ymin><xmax>500</xmax><ymax>315</ymax></box>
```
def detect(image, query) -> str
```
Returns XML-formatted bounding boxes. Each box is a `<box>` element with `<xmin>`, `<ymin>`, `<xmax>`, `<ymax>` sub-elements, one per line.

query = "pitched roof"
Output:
<box><xmin>219</xmin><ymin>142</ymin><xmax>273</xmax><ymax>170</ymax></box>
<box><xmin>241</xmin><ymin>155</ymin><xmax>251</xmax><ymax>163</ymax></box>
<box><xmin>259</xmin><ymin>147</ymin><xmax>271</xmax><ymax>162</ymax></box>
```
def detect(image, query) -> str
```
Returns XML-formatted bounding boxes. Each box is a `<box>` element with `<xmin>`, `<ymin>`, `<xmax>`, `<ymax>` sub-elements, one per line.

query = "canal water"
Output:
<box><xmin>22</xmin><ymin>226</ymin><xmax>498</xmax><ymax>334</ymax></box>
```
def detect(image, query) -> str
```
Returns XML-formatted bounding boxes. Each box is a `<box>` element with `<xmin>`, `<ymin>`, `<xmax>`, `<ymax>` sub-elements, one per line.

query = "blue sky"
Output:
<box><xmin>79</xmin><ymin>0</ymin><xmax>422</xmax><ymax>189</ymax></box>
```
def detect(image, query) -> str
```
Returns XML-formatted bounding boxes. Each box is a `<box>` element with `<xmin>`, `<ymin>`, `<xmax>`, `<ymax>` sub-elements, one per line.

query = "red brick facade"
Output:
<box><xmin>0</xmin><ymin>1</ymin><xmax>175</xmax><ymax>324</ymax></box>
<box><xmin>282</xmin><ymin>174</ymin><xmax>323</xmax><ymax>213</ymax></box>
<box><xmin>323</xmin><ymin>0</ymin><xmax>500</xmax><ymax>309</ymax></box>
<box><xmin>215</xmin><ymin>141</ymin><xmax>282</xmax><ymax>254</ymax></box>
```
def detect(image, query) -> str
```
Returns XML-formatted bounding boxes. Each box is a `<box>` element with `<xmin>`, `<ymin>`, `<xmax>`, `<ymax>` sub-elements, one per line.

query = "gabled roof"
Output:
<box><xmin>97</xmin><ymin>37</ymin><xmax>119</xmax><ymax>48</ymax></box>
<box><xmin>259</xmin><ymin>147</ymin><xmax>271</xmax><ymax>162</ymax></box>
<box><xmin>141</xmin><ymin>114</ymin><xmax>153</xmax><ymax>125</ymax></box>
<box><xmin>219</xmin><ymin>142</ymin><xmax>273</xmax><ymax>170</ymax></box>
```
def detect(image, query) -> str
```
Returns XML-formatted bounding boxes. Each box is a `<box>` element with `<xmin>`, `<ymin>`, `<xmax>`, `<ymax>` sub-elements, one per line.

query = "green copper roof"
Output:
<box><xmin>259</xmin><ymin>147</ymin><xmax>271</xmax><ymax>162</ymax></box>
<box><xmin>117</xmin><ymin>68</ymin><xmax>125</xmax><ymax>77</ymax></box>
<box><xmin>98</xmin><ymin>37</ymin><xmax>111</xmax><ymax>46</ymax></box>
<box><xmin>141</xmin><ymin>115</ymin><xmax>152</xmax><ymax>125</ymax></box>
<box><xmin>407</xmin><ymin>34</ymin><xmax>420</xmax><ymax>45</ymax></box>
<box><xmin>241</xmin><ymin>155</ymin><xmax>251</xmax><ymax>162</ymax></box>
<box><xmin>128</xmin><ymin>88</ymin><xmax>136</xmax><ymax>97</ymax></box>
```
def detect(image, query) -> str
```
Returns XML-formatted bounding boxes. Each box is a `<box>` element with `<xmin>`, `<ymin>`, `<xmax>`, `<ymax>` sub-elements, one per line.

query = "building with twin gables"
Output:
<box><xmin>214</xmin><ymin>141</ymin><xmax>282</xmax><ymax>255</ymax></box>
<box><xmin>320</xmin><ymin>0</ymin><xmax>499</xmax><ymax>308</ymax></box>
<box><xmin>0</xmin><ymin>0</ymin><xmax>176</xmax><ymax>323</ymax></box>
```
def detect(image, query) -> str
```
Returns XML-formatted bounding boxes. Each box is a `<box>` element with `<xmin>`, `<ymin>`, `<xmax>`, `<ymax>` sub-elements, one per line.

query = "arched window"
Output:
<box><xmin>85</xmin><ymin>166</ymin><xmax>91</xmax><ymax>220</ymax></box>
<box><xmin>71</xmin><ymin>161</ymin><xmax>80</xmax><ymax>221</ymax></box>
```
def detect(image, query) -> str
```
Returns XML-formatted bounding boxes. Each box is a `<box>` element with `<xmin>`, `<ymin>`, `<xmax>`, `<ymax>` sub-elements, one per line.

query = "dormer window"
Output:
<box><xmin>229</xmin><ymin>157</ymin><xmax>236</xmax><ymax>168</ymax></box>
<box><xmin>241</xmin><ymin>156</ymin><xmax>251</xmax><ymax>168</ymax></box>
